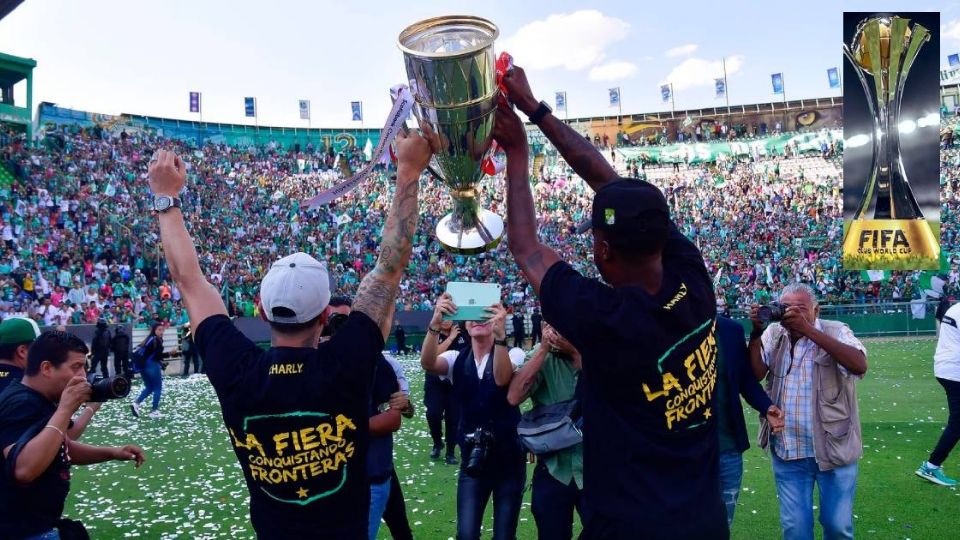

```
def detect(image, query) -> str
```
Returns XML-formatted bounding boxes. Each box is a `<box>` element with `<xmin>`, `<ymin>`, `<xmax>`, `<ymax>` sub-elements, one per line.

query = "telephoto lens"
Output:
<box><xmin>87</xmin><ymin>374</ymin><xmax>132</xmax><ymax>402</ymax></box>
<box><xmin>757</xmin><ymin>302</ymin><xmax>786</xmax><ymax>324</ymax></box>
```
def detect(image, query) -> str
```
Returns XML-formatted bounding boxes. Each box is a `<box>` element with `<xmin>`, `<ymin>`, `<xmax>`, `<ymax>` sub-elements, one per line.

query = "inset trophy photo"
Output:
<box><xmin>841</xmin><ymin>12</ymin><xmax>941</xmax><ymax>270</ymax></box>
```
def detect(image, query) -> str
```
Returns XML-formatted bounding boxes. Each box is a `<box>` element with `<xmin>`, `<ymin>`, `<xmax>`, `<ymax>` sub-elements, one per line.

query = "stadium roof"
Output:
<box><xmin>0</xmin><ymin>0</ymin><xmax>24</xmax><ymax>22</ymax></box>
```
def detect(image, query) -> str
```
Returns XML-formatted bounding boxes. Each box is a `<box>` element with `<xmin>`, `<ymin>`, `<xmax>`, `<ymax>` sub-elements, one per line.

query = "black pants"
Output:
<box><xmin>114</xmin><ymin>353</ymin><xmax>130</xmax><ymax>378</ymax></box>
<box><xmin>513</xmin><ymin>333</ymin><xmax>525</xmax><ymax>348</ymax></box>
<box><xmin>382</xmin><ymin>468</ymin><xmax>413</xmax><ymax>540</ymax></box>
<box><xmin>930</xmin><ymin>377</ymin><xmax>960</xmax><ymax>466</ymax></box>
<box><xmin>531</xmin><ymin>462</ymin><xmax>585</xmax><ymax>540</ymax></box>
<box><xmin>456</xmin><ymin>451</ymin><xmax>526</xmax><ymax>540</ymax></box>
<box><xmin>90</xmin><ymin>354</ymin><xmax>109</xmax><ymax>377</ymax></box>
<box><xmin>425</xmin><ymin>380</ymin><xmax>458</xmax><ymax>450</ymax></box>
<box><xmin>182</xmin><ymin>349</ymin><xmax>201</xmax><ymax>375</ymax></box>
<box><xmin>531</xmin><ymin>326</ymin><xmax>542</xmax><ymax>345</ymax></box>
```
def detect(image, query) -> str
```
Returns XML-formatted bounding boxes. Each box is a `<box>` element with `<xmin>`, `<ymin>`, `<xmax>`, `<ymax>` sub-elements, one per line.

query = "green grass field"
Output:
<box><xmin>65</xmin><ymin>338</ymin><xmax>958</xmax><ymax>539</ymax></box>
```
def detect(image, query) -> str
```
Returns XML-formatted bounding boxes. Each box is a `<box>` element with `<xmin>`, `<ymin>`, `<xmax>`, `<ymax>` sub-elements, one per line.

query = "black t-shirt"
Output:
<box><xmin>0</xmin><ymin>380</ymin><xmax>72</xmax><ymax>539</ymax></box>
<box><xmin>367</xmin><ymin>356</ymin><xmax>399</xmax><ymax>483</ymax></box>
<box><xmin>195</xmin><ymin>312</ymin><xmax>384</xmax><ymax>540</ymax></box>
<box><xmin>0</xmin><ymin>363</ymin><xmax>24</xmax><ymax>394</ymax></box>
<box><xmin>540</xmin><ymin>223</ymin><xmax>727</xmax><ymax>538</ymax></box>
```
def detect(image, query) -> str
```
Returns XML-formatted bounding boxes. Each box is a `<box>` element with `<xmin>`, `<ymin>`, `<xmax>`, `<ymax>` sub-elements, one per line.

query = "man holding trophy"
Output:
<box><xmin>395</xmin><ymin>14</ymin><xmax>726</xmax><ymax>539</ymax></box>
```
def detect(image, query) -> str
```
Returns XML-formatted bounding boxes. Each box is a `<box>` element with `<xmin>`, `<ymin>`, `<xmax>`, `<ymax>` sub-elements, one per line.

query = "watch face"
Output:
<box><xmin>154</xmin><ymin>197</ymin><xmax>171</xmax><ymax>211</ymax></box>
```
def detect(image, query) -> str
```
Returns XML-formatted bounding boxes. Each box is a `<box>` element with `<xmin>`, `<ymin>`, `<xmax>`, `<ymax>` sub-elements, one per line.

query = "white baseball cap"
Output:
<box><xmin>259</xmin><ymin>252</ymin><xmax>331</xmax><ymax>324</ymax></box>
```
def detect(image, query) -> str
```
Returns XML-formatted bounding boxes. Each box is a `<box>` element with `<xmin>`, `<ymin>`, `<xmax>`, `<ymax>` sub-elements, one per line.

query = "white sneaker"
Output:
<box><xmin>130</xmin><ymin>401</ymin><xmax>141</xmax><ymax>418</ymax></box>
<box><xmin>148</xmin><ymin>410</ymin><xmax>162</xmax><ymax>419</ymax></box>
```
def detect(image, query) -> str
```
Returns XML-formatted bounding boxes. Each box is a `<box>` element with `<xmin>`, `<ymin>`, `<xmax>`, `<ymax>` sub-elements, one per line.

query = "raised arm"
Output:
<box><xmin>748</xmin><ymin>305</ymin><xmax>769</xmax><ymax>381</ymax></box>
<box><xmin>419</xmin><ymin>293</ymin><xmax>454</xmax><ymax>377</ymax></box>
<box><xmin>501</xmin><ymin>66</ymin><xmax>619</xmax><ymax>192</ymax></box>
<box><xmin>493</xmin><ymin>102</ymin><xmax>561</xmax><ymax>295</ymax></box>
<box><xmin>507</xmin><ymin>341</ymin><xmax>548</xmax><ymax>406</ymax></box>
<box><xmin>149</xmin><ymin>150</ymin><xmax>227</xmax><ymax>327</ymax></box>
<box><xmin>353</xmin><ymin>130</ymin><xmax>433</xmax><ymax>340</ymax></box>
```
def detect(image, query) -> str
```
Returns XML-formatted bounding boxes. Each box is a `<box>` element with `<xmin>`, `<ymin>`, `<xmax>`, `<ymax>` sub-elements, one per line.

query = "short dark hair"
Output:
<box><xmin>0</xmin><ymin>342</ymin><xmax>31</xmax><ymax>361</ymax></box>
<box><xmin>269</xmin><ymin>312</ymin><xmax>324</xmax><ymax>336</ymax></box>
<box><xmin>26</xmin><ymin>331</ymin><xmax>89</xmax><ymax>376</ymax></box>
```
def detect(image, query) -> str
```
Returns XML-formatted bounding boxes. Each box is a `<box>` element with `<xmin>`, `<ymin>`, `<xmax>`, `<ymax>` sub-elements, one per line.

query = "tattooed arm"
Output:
<box><xmin>353</xmin><ymin>130</ymin><xmax>434</xmax><ymax>340</ymax></box>
<box><xmin>493</xmin><ymin>103</ymin><xmax>561</xmax><ymax>295</ymax></box>
<box><xmin>501</xmin><ymin>66</ymin><xmax>619</xmax><ymax>192</ymax></box>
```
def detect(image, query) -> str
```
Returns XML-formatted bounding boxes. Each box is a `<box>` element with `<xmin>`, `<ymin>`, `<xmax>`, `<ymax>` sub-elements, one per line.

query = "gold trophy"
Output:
<box><xmin>398</xmin><ymin>16</ymin><xmax>503</xmax><ymax>255</ymax></box>
<box><xmin>842</xmin><ymin>15</ymin><xmax>939</xmax><ymax>269</ymax></box>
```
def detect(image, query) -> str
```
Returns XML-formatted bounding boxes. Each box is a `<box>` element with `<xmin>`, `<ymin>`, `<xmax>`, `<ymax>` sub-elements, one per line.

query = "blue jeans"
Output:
<box><xmin>136</xmin><ymin>360</ymin><xmax>163</xmax><ymax>411</ymax></box>
<box><xmin>24</xmin><ymin>530</ymin><xmax>60</xmax><ymax>540</ymax></box>
<box><xmin>368</xmin><ymin>477</ymin><xmax>392</xmax><ymax>540</ymax></box>
<box><xmin>718</xmin><ymin>450</ymin><xmax>744</xmax><ymax>528</ymax></box>
<box><xmin>456</xmin><ymin>452</ymin><xmax>526</xmax><ymax>540</ymax></box>
<box><xmin>771</xmin><ymin>453</ymin><xmax>858</xmax><ymax>540</ymax></box>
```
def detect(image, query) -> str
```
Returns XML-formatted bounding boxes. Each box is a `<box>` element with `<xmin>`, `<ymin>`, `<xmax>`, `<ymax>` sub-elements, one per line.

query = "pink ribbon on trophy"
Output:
<box><xmin>305</xmin><ymin>85</ymin><xmax>415</xmax><ymax>209</ymax></box>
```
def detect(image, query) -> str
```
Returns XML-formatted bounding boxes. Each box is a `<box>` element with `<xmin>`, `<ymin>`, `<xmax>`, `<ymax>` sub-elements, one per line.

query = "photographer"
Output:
<box><xmin>507</xmin><ymin>322</ymin><xmax>583</xmax><ymax>540</ymax></box>
<box><xmin>749</xmin><ymin>283</ymin><xmax>867</xmax><ymax>540</ymax></box>
<box><xmin>420</xmin><ymin>292</ymin><xmax>525</xmax><ymax>540</ymax></box>
<box><xmin>0</xmin><ymin>331</ymin><xmax>145</xmax><ymax>539</ymax></box>
<box><xmin>130</xmin><ymin>322</ymin><xmax>168</xmax><ymax>419</ymax></box>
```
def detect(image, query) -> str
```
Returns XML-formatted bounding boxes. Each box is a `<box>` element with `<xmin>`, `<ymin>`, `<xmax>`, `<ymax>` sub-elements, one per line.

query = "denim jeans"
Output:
<box><xmin>136</xmin><ymin>359</ymin><xmax>163</xmax><ymax>411</ymax></box>
<box><xmin>368</xmin><ymin>477</ymin><xmax>392</xmax><ymax>540</ymax></box>
<box><xmin>24</xmin><ymin>530</ymin><xmax>60</xmax><ymax>540</ymax></box>
<box><xmin>771</xmin><ymin>453</ymin><xmax>858</xmax><ymax>540</ymax></box>
<box><xmin>456</xmin><ymin>453</ymin><xmax>526</xmax><ymax>540</ymax></box>
<box><xmin>530</xmin><ymin>462</ymin><xmax>585</xmax><ymax>540</ymax></box>
<box><xmin>718</xmin><ymin>450</ymin><xmax>744</xmax><ymax>528</ymax></box>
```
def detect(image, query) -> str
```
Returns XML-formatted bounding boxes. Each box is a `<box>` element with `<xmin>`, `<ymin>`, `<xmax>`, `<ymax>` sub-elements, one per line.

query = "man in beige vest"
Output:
<box><xmin>749</xmin><ymin>283</ymin><xmax>867</xmax><ymax>540</ymax></box>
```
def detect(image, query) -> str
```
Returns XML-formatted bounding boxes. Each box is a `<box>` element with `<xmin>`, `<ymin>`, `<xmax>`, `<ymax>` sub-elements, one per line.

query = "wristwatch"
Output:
<box><xmin>377</xmin><ymin>403</ymin><xmax>392</xmax><ymax>413</ymax></box>
<box><xmin>494</xmin><ymin>338</ymin><xmax>509</xmax><ymax>348</ymax></box>
<box><xmin>528</xmin><ymin>100</ymin><xmax>553</xmax><ymax>124</ymax></box>
<box><xmin>153</xmin><ymin>195</ymin><xmax>182</xmax><ymax>213</ymax></box>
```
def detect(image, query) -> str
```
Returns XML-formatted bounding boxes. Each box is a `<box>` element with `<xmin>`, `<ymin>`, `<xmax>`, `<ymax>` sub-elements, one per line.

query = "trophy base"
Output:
<box><xmin>842</xmin><ymin>219</ymin><xmax>940</xmax><ymax>270</ymax></box>
<box><xmin>436</xmin><ymin>210</ymin><xmax>504</xmax><ymax>256</ymax></box>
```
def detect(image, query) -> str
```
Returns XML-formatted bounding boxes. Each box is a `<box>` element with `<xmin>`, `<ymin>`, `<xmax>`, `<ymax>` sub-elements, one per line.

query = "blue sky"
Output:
<box><xmin>1</xmin><ymin>0</ymin><xmax>958</xmax><ymax>128</ymax></box>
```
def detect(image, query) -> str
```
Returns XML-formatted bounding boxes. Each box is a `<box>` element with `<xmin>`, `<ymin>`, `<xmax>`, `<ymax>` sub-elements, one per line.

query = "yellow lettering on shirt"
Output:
<box><xmin>662</xmin><ymin>282</ymin><xmax>688</xmax><ymax>310</ymax></box>
<box><xmin>269</xmin><ymin>363</ymin><xmax>304</xmax><ymax>375</ymax></box>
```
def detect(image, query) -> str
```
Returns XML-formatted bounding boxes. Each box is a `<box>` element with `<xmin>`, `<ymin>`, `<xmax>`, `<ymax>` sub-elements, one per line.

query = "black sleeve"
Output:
<box><xmin>325</xmin><ymin>311</ymin><xmax>386</xmax><ymax>388</ymax></box>
<box><xmin>0</xmin><ymin>395</ymin><xmax>39</xmax><ymax>451</ymax></box>
<box><xmin>194</xmin><ymin>315</ymin><xmax>263</xmax><ymax>395</ymax></box>
<box><xmin>730</xmin><ymin>324</ymin><xmax>773</xmax><ymax>414</ymax></box>
<box><xmin>371</xmin><ymin>357</ymin><xmax>400</xmax><ymax>409</ymax></box>
<box><xmin>540</xmin><ymin>261</ymin><xmax>609</xmax><ymax>352</ymax></box>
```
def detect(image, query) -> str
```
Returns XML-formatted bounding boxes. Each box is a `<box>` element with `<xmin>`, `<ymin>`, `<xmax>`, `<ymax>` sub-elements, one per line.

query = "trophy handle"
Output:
<box><xmin>843</xmin><ymin>43</ymin><xmax>882</xmax><ymax>220</ymax></box>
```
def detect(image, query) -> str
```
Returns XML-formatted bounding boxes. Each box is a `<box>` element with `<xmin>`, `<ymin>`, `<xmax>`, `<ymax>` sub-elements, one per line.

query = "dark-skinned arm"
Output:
<box><xmin>501</xmin><ymin>66</ymin><xmax>619</xmax><ymax>192</ymax></box>
<box><xmin>494</xmin><ymin>103</ymin><xmax>561</xmax><ymax>295</ymax></box>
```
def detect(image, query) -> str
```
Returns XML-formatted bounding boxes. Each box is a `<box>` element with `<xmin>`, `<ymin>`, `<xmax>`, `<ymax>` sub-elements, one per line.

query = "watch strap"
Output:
<box><xmin>529</xmin><ymin>101</ymin><xmax>551</xmax><ymax>124</ymax></box>
<box><xmin>494</xmin><ymin>338</ymin><xmax>509</xmax><ymax>347</ymax></box>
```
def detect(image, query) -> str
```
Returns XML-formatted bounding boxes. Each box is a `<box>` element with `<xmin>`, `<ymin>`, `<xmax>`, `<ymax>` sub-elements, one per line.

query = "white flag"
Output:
<box><xmin>299</xmin><ymin>100</ymin><xmax>311</xmax><ymax>120</ymax></box>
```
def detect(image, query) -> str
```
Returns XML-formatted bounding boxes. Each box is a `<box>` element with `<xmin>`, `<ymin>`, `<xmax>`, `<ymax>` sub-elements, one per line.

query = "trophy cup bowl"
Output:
<box><xmin>398</xmin><ymin>16</ymin><xmax>504</xmax><ymax>255</ymax></box>
<box><xmin>841</xmin><ymin>15</ymin><xmax>939</xmax><ymax>269</ymax></box>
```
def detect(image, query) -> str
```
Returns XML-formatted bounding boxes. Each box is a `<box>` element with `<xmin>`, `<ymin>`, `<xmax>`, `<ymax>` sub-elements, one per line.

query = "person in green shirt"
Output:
<box><xmin>506</xmin><ymin>322</ymin><xmax>584</xmax><ymax>540</ymax></box>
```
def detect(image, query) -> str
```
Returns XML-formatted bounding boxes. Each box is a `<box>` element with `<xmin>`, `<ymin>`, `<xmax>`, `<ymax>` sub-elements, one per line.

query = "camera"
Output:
<box><xmin>87</xmin><ymin>374</ymin><xmax>131</xmax><ymax>402</ymax></box>
<box><xmin>757</xmin><ymin>302</ymin><xmax>786</xmax><ymax>323</ymax></box>
<box><xmin>463</xmin><ymin>428</ymin><xmax>496</xmax><ymax>477</ymax></box>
